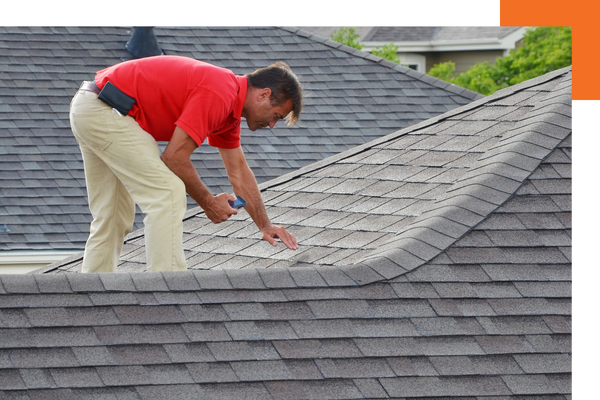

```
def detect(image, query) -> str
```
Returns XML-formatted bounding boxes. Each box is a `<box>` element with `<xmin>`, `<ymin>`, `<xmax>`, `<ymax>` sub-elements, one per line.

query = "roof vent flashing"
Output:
<box><xmin>125</xmin><ymin>27</ymin><xmax>163</xmax><ymax>59</ymax></box>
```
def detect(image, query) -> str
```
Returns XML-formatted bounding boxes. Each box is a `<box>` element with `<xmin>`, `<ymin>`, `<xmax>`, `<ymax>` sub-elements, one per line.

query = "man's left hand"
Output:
<box><xmin>261</xmin><ymin>225</ymin><xmax>299</xmax><ymax>250</ymax></box>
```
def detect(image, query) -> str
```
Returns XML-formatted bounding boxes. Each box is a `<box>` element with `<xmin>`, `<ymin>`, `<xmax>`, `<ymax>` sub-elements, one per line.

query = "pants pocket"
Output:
<box><xmin>71</xmin><ymin>109</ymin><xmax>114</xmax><ymax>151</ymax></box>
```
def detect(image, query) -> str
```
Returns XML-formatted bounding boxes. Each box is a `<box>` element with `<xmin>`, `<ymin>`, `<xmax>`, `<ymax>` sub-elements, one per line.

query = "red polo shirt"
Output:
<box><xmin>95</xmin><ymin>55</ymin><xmax>247</xmax><ymax>148</ymax></box>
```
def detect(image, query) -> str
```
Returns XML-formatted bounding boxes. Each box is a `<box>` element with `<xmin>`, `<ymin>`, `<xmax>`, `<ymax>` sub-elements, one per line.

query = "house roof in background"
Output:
<box><xmin>0</xmin><ymin>66</ymin><xmax>572</xmax><ymax>399</ymax></box>
<box><xmin>364</xmin><ymin>26</ymin><xmax>523</xmax><ymax>42</ymax></box>
<box><xmin>300</xmin><ymin>26</ymin><xmax>523</xmax><ymax>44</ymax></box>
<box><xmin>0</xmin><ymin>26</ymin><xmax>481</xmax><ymax>253</ymax></box>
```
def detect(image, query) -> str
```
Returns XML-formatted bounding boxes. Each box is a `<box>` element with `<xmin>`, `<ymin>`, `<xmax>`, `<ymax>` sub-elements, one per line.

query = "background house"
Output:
<box><xmin>301</xmin><ymin>26</ymin><xmax>528</xmax><ymax>73</ymax></box>
<box><xmin>0</xmin><ymin>66</ymin><xmax>571</xmax><ymax>399</ymax></box>
<box><xmin>0</xmin><ymin>26</ymin><xmax>482</xmax><ymax>273</ymax></box>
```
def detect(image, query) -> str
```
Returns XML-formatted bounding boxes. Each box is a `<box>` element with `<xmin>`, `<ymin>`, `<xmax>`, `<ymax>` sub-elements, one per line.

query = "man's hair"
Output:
<box><xmin>246</xmin><ymin>61</ymin><xmax>303</xmax><ymax>125</ymax></box>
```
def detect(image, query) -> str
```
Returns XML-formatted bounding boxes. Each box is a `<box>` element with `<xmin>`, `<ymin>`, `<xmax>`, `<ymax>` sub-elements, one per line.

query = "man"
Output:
<box><xmin>69</xmin><ymin>55</ymin><xmax>302</xmax><ymax>273</ymax></box>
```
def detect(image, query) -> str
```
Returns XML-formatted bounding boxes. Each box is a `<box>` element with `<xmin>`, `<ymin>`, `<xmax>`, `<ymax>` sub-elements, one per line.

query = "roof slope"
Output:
<box><xmin>47</xmin><ymin>66</ymin><xmax>572</xmax><ymax>278</ymax></box>
<box><xmin>0</xmin><ymin>67</ymin><xmax>571</xmax><ymax>398</ymax></box>
<box><xmin>0</xmin><ymin>26</ymin><xmax>480</xmax><ymax>253</ymax></box>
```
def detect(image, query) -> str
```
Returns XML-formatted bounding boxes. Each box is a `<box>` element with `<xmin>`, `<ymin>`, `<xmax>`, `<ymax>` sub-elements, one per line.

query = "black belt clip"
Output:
<box><xmin>98</xmin><ymin>81</ymin><xmax>136</xmax><ymax>116</ymax></box>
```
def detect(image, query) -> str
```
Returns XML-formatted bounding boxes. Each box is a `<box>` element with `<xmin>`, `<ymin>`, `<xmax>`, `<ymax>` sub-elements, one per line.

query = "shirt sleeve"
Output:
<box><xmin>175</xmin><ymin>87</ymin><xmax>235</xmax><ymax>147</ymax></box>
<box><xmin>207</xmin><ymin>125</ymin><xmax>241</xmax><ymax>149</ymax></box>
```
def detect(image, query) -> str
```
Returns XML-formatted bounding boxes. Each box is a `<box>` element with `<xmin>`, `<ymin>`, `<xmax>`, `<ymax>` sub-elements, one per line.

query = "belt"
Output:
<box><xmin>80</xmin><ymin>81</ymin><xmax>101</xmax><ymax>95</ymax></box>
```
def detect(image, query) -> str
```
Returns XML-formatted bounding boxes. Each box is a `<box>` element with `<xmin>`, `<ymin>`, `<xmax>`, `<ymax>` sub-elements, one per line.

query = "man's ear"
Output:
<box><xmin>258</xmin><ymin>87</ymin><xmax>272</xmax><ymax>101</ymax></box>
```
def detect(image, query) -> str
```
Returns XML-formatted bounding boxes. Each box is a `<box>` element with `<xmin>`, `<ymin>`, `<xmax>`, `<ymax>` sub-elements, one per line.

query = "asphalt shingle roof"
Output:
<box><xmin>0</xmin><ymin>66</ymin><xmax>571</xmax><ymax>399</ymax></box>
<box><xmin>0</xmin><ymin>26</ymin><xmax>481</xmax><ymax>252</ymax></box>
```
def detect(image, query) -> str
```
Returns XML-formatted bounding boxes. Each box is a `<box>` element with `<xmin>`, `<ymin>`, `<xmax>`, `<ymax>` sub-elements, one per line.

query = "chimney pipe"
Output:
<box><xmin>125</xmin><ymin>27</ymin><xmax>163</xmax><ymax>59</ymax></box>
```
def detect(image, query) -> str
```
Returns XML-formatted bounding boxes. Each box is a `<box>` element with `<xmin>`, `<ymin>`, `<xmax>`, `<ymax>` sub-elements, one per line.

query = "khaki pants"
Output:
<box><xmin>69</xmin><ymin>88</ymin><xmax>188</xmax><ymax>272</ymax></box>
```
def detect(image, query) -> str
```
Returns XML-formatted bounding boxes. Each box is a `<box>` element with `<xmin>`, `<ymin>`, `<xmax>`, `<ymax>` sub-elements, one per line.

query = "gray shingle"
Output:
<box><xmin>98</xmin><ymin>273</ymin><xmax>135</xmax><ymax>292</ymax></box>
<box><xmin>525</xmin><ymin>334</ymin><xmax>571</xmax><ymax>353</ymax></box>
<box><xmin>289</xmin><ymin>267</ymin><xmax>329</xmax><ymax>287</ymax></box>
<box><xmin>106</xmin><ymin>344</ymin><xmax>171</xmax><ymax>366</ymax></box>
<box><xmin>258</xmin><ymin>268</ymin><xmax>298</xmax><ymax>288</ymax></box>
<box><xmin>112</xmin><ymin>305</ymin><xmax>185</xmax><ymax>325</ymax></box>
<box><xmin>34</xmin><ymin>274</ymin><xmax>72</xmax><ymax>293</ymax></box>
<box><xmin>1</xmin><ymin>274</ymin><xmax>39</xmax><ymax>294</ymax></box>
<box><xmin>193</xmin><ymin>269</ymin><xmax>233</xmax><ymax>290</ymax></box>
<box><xmin>207</xmin><ymin>341</ymin><xmax>280</xmax><ymax>361</ymax></box>
<box><xmin>186</xmin><ymin>362</ymin><xmax>239</xmax><ymax>383</ymax></box>
<box><xmin>429</xmin><ymin>354</ymin><xmax>523</xmax><ymax>376</ymax></box>
<box><xmin>270</xmin><ymin>378</ymin><xmax>363</xmax><ymax>400</ymax></box>
<box><xmin>475</xmin><ymin>335</ymin><xmax>536</xmax><ymax>354</ymax></box>
<box><xmin>352</xmin><ymin>378</ymin><xmax>389</xmax><ymax>398</ymax></box>
<box><xmin>380</xmin><ymin>375</ymin><xmax>512</xmax><ymax>397</ymax></box>
<box><xmin>0</xmin><ymin>370</ymin><xmax>28</xmax><ymax>390</ymax></box>
<box><xmin>477</xmin><ymin>316</ymin><xmax>553</xmax><ymax>335</ymax></box>
<box><xmin>351</xmin><ymin>318</ymin><xmax>419</xmax><ymax>337</ymax></box>
<box><xmin>94</xmin><ymin>324</ymin><xmax>190</xmax><ymax>345</ymax></box>
<box><xmin>272</xmin><ymin>339</ymin><xmax>363</xmax><ymax>359</ymax></box>
<box><xmin>354</xmin><ymin>336</ymin><xmax>485</xmax><ymax>357</ymax></box>
<box><xmin>145</xmin><ymin>364</ymin><xmax>195</xmax><ymax>384</ymax></box>
<box><xmin>18</xmin><ymin>368</ymin><xmax>55</xmax><ymax>390</ymax></box>
<box><xmin>49</xmin><ymin>367</ymin><xmax>104</xmax><ymax>388</ymax></box>
<box><xmin>162</xmin><ymin>343</ymin><xmax>215</xmax><ymax>363</ymax></box>
<box><xmin>134</xmin><ymin>384</ymin><xmax>204</xmax><ymax>400</ymax></box>
<box><xmin>226</xmin><ymin>269</ymin><xmax>266</xmax><ymax>289</ymax></box>
<box><xmin>316</xmin><ymin>266</ymin><xmax>357</xmax><ymax>286</ymax></box>
<box><xmin>9</xmin><ymin>348</ymin><xmax>79</xmax><ymax>368</ymax></box>
<box><xmin>316</xmin><ymin>358</ymin><xmax>394</xmax><ymax>378</ymax></box>
<box><xmin>0</xmin><ymin>309</ymin><xmax>32</xmax><ymax>328</ymax></box>
<box><xmin>96</xmin><ymin>365</ymin><xmax>152</xmax><ymax>386</ymax></box>
<box><xmin>161</xmin><ymin>271</ymin><xmax>201</xmax><ymax>291</ymax></box>
<box><xmin>129</xmin><ymin>273</ymin><xmax>169</xmax><ymax>292</ymax></box>
<box><xmin>27</xmin><ymin>388</ymin><xmax>77</xmax><ymax>400</ymax></box>
<box><xmin>152</xmin><ymin>291</ymin><xmax>200</xmax><ymax>305</ymax></box>
<box><xmin>411</xmin><ymin>316</ymin><xmax>486</xmax><ymax>336</ymax></box>
<box><xmin>513</xmin><ymin>353</ymin><xmax>571</xmax><ymax>373</ymax></box>
<box><xmin>72</xmin><ymin>346</ymin><xmax>116</xmax><ymax>367</ymax></box>
<box><xmin>488</xmin><ymin>298</ymin><xmax>570</xmax><ymax>315</ymax></box>
<box><xmin>88</xmin><ymin>292</ymin><xmax>138</xmax><ymax>306</ymax></box>
<box><xmin>501</xmin><ymin>373</ymin><xmax>571</xmax><ymax>395</ymax></box>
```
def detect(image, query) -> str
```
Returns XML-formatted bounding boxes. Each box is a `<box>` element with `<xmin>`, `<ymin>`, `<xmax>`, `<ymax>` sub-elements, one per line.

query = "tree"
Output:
<box><xmin>427</xmin><ymin>26</ymin><xmax>572</xmax><ymax>95</ymax></box>
<box><xmin>330</xmin><ymin>27</ymin><xmax>363</xmax><ymax>50</ymax></box>
<box><xmin>330</xmin><ymin>27</ymin><xmax>401</xmax><ymax>64</ymax></box>
<box><xmin>371</xmin><ymin>43</ymin><xmax>400</xmax><ymax>64</ymax></box>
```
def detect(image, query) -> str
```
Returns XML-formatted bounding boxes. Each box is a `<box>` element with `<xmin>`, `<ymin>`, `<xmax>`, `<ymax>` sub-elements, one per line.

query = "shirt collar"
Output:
<box><xmin>233</xmin><ymin>75</ymin><xmax>248</xmax><ymax>122</ymax></box>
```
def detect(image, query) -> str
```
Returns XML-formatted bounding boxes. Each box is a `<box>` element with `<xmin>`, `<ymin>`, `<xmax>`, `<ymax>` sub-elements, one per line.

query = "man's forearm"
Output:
<box><xmin>227</xmin><ymin>163</ymin><xmax>271</xmax><ymax>230</ymax></box>
<box><xmin>161</xmin><ymin>154</ymin><xmax>212</xmax><ymax>209</ymax></box>
<box><xmin>218</xmin><ymin>146</ymin><xmax>298</xmax><ymax>249</ymax></box>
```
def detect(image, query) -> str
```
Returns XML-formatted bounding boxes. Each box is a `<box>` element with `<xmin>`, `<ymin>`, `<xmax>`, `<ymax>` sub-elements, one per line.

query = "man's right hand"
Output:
<box><xmin>204</xmin><ymin>193</ymin><xmax>238</xmax><ymax>223</ymax></box>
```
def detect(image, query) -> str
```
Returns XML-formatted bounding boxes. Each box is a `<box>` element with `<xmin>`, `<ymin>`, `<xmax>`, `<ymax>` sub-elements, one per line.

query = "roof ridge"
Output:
<box><xmin>341</xmin><ymin>68</ymin><xmax>572</xmax><ymax>283</ymax></box>
<box><xmin>279</xmin><ymin>26</ymin><xmax>484</xmax><ymax>101</ymax></box>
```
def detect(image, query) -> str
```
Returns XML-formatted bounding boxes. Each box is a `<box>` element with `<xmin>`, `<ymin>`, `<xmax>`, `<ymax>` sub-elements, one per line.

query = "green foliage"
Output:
<box><xmin>427</xmin><ymin>61</ymin><xmax>456</xmax><ymax>82</ymax></box>
<box><xmin>330</xmin><ymin>27</ymin><xmax>363</xmax><ymax>50</ymax></box>
<box><xmin>454</xmin><ymin>62</ymin><xmax>501</xmax><ymax>95</ymax></box>
<box><xmin>427</xmin><ymin>26</ymin><xmax>572</xmax><ymax>95</ymax></box>
<box><xmin>372</xmin><ymin>43</ymin><xmax>400</xmax><ymax>63</ymax></box>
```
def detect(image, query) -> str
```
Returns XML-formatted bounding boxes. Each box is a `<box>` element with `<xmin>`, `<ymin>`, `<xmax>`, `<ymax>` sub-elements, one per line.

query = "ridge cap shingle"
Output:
<box><xmin>343</xmin><ymin>68</ymin><xmax>572</xmax><ymax>280</ymax></box>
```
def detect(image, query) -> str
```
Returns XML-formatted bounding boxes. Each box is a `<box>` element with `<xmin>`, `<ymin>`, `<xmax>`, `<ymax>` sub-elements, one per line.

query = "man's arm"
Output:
<box><xmin>218</xmin><ymin>146</ymin><xmax>299</xmax><ymax>250</ymax></box>
<box><xmin>161</xmin><ymin>126</ymin><xmax>237</xmax><ymax>223</ymax></box>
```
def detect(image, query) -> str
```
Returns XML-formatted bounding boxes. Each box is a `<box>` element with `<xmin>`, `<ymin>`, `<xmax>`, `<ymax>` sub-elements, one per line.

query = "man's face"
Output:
<box><xmin>246</xmin><ymin>91</ymin><xmax>294</xmax><ymax>132</ymax></box>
